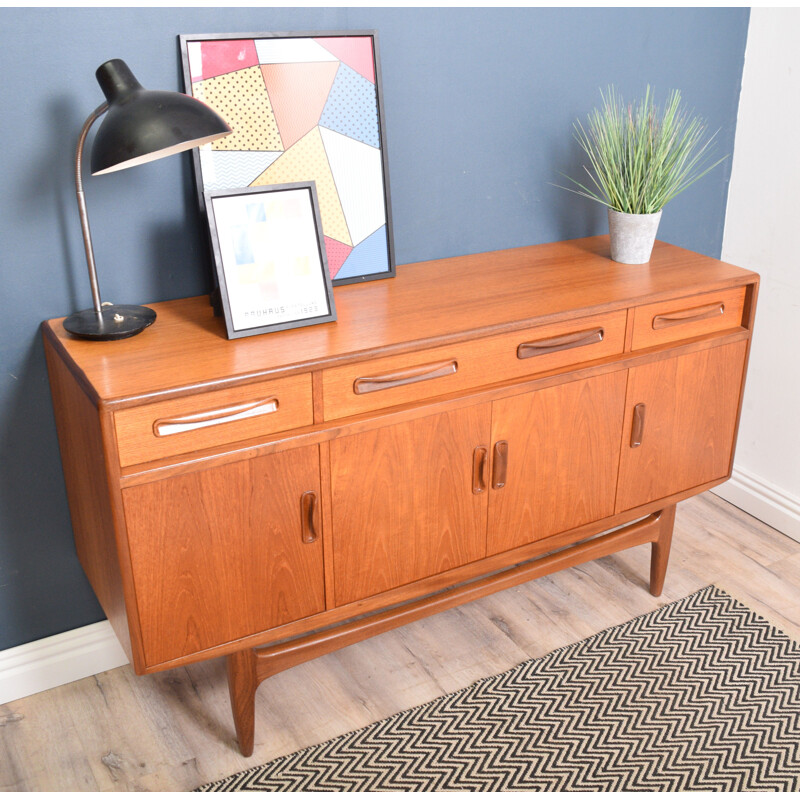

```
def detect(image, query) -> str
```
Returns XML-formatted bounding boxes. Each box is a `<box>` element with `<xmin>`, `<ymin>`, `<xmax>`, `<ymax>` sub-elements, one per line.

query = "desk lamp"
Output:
<box><xmin>64</xmin><ymin>59</ymin><xmax>231</xmax><ymax>340</ymax></box>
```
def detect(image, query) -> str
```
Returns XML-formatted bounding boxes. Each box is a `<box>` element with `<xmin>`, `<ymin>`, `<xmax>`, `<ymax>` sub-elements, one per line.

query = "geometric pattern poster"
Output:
<box><xmin>180</xmin><ymin>32</ymin><xmax>395</xmax><ymax>285</ymax></box>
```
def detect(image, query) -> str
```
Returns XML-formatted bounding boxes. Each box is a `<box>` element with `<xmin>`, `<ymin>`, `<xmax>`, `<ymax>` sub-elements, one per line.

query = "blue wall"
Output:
<box><xmin>0</xmin><ymin>7</ymin><xmax>749</xmax><ymax>650</ymax></box>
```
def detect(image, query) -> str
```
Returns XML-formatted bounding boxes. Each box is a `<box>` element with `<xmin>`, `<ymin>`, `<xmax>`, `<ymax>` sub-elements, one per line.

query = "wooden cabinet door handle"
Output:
<box><xmin>491</xmin><ymin>441</ymin><xmax>508</xmax><ymax>489</ymax></box>
<box><xmin>300</xmin><ymin>491</ymin><xmax>318</xmax><ymax>544</ymax></box>
<box><xmin>517</xmin><ymin>327</ymin><xmax>604</xmax><ymax>359</ymax></box>
<box><xmin>153</xmin><ymin>397</ymin><xmax>279</xmax><ymax>437</ymax></box>
<box><xmin>472</xmin><ymin>446</ymin><xmax>488</xmax><ymax>494</ymax></box>
<box><xmin>630</xmin><ymin>403</ymin><xmax>646</xmax><ymax>448</ymax></box>
<box><xmin>652</xmin><ymin>302</ymin><xmax>724</xmax><ymax>330</ymax></box>
<box><xmin>353</xmin><ymin>360</ymin><xmax>458</xmax><ymax>395</ymax></box>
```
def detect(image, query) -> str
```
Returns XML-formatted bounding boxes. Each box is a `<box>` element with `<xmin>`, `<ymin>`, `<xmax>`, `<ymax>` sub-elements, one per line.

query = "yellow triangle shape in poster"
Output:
<box><xmin>192</xmin><ymin>66</ymin><xmax>283</xmax><ymax>152</ymax></box>
<box><xmin>250</xmin><ymin>127</ymin><xmax>352</xmax><ymax>247</ymax></box>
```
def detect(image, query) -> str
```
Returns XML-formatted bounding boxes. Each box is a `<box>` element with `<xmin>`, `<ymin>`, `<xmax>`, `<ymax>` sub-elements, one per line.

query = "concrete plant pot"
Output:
<box><xmin>607</xmin><ymin>208</ymin><xmax>662</xmax><ymax>264</ymax></box>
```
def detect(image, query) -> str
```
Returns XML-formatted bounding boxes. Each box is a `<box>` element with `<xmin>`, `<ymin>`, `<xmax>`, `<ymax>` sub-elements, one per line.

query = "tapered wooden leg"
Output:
<box><xmin>227</xmin><ymin>648</ymin><xmax>258</xmax><ymax>757</ymax></box>
<box><xmin>649</xmin><ymin>504</ymin><xmax>676</xmax><ymax>597</ymax></box>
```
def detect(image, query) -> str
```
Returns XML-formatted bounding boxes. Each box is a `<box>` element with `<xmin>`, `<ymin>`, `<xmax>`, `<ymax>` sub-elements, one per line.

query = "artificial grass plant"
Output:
<box><xmin>560</xmin><ymin>86</ymin><xmax>727</xmax><ymax>215</ymax></box>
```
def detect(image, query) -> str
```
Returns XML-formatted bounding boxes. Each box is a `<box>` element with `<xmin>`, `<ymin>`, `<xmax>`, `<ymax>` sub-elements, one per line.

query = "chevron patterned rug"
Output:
<box><xmin>198</xmin><ymin>586</ymin><xmax>800</xmax><ymax>791</ymax></box>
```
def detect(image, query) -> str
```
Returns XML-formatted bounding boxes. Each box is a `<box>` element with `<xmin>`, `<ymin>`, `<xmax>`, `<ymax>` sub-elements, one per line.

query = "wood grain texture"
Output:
<box><xmin>318</xmin><ymin>441</ymin><xmax>337</xmax><ymax>610</ymax></box>
<box><xmin>39</xmin><ymin>238</ymin><xmax>759</xmax><ymax>761</ymax></box>
<box><xmin>650</xmin><ymin>504</ymin><xmax>676</xmax><ymax>597</ymax></box>
<box><xmin>115</xmin><ymin>329</ymin><xmax>752</xmax><ymax>489</ymax></box>
<box><xmin>43</xmin><ymin>333</ymin><xmax>134</xmax><ymax>663</ymax></box>
<box><xmin>631</xmin><ymin>286</ymin><xmax>746</xmax><ymax>351</ymax></box>
<box><xmin>311</xmin><ymin>371</ymin><xmax>325</xmax><ymax>424</ymax></box>
<box><xmin>5</xmin><ymin>493</ymin><xmax>796</xmax><ymax>791</ymax></box>
<box><xmin>114</xmin><ymin>372</ymin><xmax>312</xmax><ymax>467</ymax></box>
<box><xmin>43</xmin><ymin>237</ymin><xmax>758</xmax><ymax>408</ymax></box>
<box><xmin>225</xmin><ymin>507</ymin><xmax>674</xmax><ymax>755</ymax></box>
<box><xmin>329</xmin><ymin>405</ymin><xmax>491</xmax><ymax>606</ymax></box>
<box><xmin>616</xmin><ymin>340</ymin><xmax>748</xmax><ymax>513</ymax></box>
<box><xmin>623</xmin><ymin>308</ymin><xmax>636</xmax><ymax>352</ymax></box>
<box><xmin>120</xmin><ymin>471</ymin><xmax>741</xmax><ymax>672</ymax></box>
<box><xmin>322</xmin><ymin>310</ymin><xmax>626</xmax><ymax>421</ymax></box>
<box><xmin>121</xmin><ymin>445</ymin><xmax>325</xmax><ymax>667</ymax></box>
<box><xmin>42</xmin><ymin>242</ymin><xmax>757</xmax><ymax>673</ymax></box>
<box><xmin>227</xmin><ymin>650</ymin><xmax>257</xmax><ymax>758</ymax></box>
<box><xmin>487</xmin><ymin>371</ymin><xmax>628</xmax><ymax>554</ymax></box>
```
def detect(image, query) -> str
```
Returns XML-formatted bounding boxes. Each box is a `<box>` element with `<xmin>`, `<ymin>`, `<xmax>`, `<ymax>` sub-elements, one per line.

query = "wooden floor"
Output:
<box><xmin>2</xmin><ymin>493</ymin><xmax>799</xmax><ymax>791</ymax></box>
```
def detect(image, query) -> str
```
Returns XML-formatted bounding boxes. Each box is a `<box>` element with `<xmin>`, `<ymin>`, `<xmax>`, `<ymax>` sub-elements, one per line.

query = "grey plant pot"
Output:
<box><xmin>607</xmin><ymin>208</ymin><xmax>663</xmax><ymax>264</ymax></box>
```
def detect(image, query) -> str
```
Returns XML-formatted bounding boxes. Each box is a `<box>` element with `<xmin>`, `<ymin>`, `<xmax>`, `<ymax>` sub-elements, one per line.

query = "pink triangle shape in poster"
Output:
<box><xmin>314</xmin><ymin>36</ymin><xmax>375</xmax><ymax>84</ymax></box>
<box><xmin>192</xmin><ymin>40</ymin><xmax>259</xmax><ymax>81</ymax></box>
<box><xmin>325</xmin><ymin>236</ymin><xmax>353</xmax><ymax>278</ymax></box>
<box><xmin>261</xmin><ymin>62</ymin><xmax>339</xmax><ymax>150</ymax></box>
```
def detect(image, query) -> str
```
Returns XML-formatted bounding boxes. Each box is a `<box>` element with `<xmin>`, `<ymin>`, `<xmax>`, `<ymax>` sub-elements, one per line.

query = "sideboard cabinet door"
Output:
<box><xmin>122</xmin><ymin>445</ymin><xmax>325</xmax><ymax>667</ymax></box>
<box><xmin>615</xmin><ymin>340</ymin><xmax>747</xmax><ymax>513</ymax></box>
<box><xmin>487</xmin><ymin>371</ymin><xmax>628</xmax><ymax>556</ymax></box>
<box><xmin>330</xmin><ymin>405</ymin><xmax>491</xmax><ymax>606</ymax></box>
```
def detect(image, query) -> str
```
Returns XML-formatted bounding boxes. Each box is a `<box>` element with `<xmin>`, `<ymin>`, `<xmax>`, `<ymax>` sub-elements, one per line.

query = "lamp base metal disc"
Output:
<box><xmin>63</xmin><ymin>305</ymin><xmax>156</xmax><ymax>341</ymax></box>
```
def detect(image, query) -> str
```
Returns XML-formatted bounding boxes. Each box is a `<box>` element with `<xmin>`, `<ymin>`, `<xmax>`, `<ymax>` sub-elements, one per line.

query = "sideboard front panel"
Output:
<box><xmin>329</xmin><ymin>405</ymin><xmax>491</xmax><ymax>606</ymax></box>
<box><xmin>122</xmin><ymin>445</ymin><xmax>325</xmax><ymax>667</ymax></box>
<box><xmin>487</xmin><ymin>371</ymin><xmax>628</xmax><ymax>555</ymax></box>
<box><xmin>615</xmin><ymin>340</ymin><xmax>748</xmax><ymax>513</ymax></box>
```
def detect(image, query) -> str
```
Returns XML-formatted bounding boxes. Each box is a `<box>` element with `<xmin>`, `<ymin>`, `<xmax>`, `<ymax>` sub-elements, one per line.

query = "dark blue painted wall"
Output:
<box><xmin>0</xmin><ymin>7</ymin><xmax>749</xmax><ymax>650</ymax></box>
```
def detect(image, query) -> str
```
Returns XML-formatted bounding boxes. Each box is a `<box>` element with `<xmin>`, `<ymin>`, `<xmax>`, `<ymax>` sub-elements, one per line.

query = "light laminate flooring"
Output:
<box><xmin>2</xmin><ymin>493</ymin><xmax>799</xmax><ymax>791</ymax></box>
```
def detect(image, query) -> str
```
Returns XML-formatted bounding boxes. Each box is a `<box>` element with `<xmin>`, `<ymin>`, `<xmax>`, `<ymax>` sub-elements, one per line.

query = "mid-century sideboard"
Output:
<box><xmin>43</xmin><ymin>236</ymin><xmax>758</xmax><ymax>754</ymax></box>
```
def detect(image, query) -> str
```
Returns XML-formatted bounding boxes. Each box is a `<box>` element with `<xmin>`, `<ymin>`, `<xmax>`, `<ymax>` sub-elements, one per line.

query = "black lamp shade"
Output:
<box><xmin>90</xmin><ymin>59</ymin><xmax>231</xmax><ymax>175</ymax></box>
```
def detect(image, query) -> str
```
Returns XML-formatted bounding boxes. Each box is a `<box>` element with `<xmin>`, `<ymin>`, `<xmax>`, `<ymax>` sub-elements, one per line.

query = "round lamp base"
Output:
<box><xmin>63</xmin><ymin>305</ymin><xmax>156</xmax><ymax>341</ymax></box>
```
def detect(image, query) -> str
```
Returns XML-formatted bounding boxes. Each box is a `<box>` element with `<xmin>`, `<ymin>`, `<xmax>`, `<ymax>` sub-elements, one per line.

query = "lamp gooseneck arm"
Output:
<box><xmin>75</xmin><ymin>102</ymin><xmax>109</xmax><ymax>316</ymax></box>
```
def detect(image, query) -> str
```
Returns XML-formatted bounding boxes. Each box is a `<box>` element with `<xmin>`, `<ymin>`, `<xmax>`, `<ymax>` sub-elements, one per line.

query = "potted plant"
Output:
<box><xmin>559</xmin><ymin>86</ymin><xmax>727</xmax><ymax>264</ymax></box>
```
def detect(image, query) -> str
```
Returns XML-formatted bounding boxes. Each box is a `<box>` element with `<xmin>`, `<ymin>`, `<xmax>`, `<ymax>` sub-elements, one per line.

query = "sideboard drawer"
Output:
<box><xmin>631</xmin><ymin>286</ymin><xmax>747</xmax><ymax>351</ymax></box>
<box><xmin>322</xmin><ymin>310</ymin><xmax>627</xmax><ymax>420</ymax></box>
<box><xmin>114</xmin><ymin>373</ymin><xmax>313</xmax><ymax>467</ymax></box>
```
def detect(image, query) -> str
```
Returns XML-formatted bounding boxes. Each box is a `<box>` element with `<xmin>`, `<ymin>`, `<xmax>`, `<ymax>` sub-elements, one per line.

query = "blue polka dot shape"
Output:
<box><xmin>319</xmin><ymin>63</ymin><xmax>380</xmax><ymax>149</ymax></box>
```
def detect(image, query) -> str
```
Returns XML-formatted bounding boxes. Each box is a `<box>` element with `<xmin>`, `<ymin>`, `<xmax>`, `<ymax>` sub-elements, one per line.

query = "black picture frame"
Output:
<box><xmin>179</xmin><ymin>31</ymin><xmax>396</xmax><ymax>286</ymax></box>
<box><xmin>205</xmin><ymin>182</ymin><xmax>337</xmax><ymax>339</ymax></box>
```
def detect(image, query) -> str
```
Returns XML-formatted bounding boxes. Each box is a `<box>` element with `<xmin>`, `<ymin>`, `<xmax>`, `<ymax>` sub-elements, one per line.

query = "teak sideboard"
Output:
<box><xmin>44</xmin><ymin>237</ymin><xmax>758</xmax><ymax>755</ymax></box>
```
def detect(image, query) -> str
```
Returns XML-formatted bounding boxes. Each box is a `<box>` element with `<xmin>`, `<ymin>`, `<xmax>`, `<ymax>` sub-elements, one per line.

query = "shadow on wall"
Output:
<box><xmin>31</xmin><ymin>99</ymin><xmax>87</xmax><ymax>311</ymax></box>
<box><xmin>548</xmin><ymin>185</ymin><xmax>604</xmax><ymax>242</ymax></box>
<box><xmin>146</xmin><ymin>219</ymin><xmax>215</xmax><ymax>304</ymax></box>
<box><xmin>542</xmin><ymin>132</ymin><xmax>606</xmax><ymax>243</ymax></box>
<box><xmin>0</xmin><ymin>338</ymin><xmax>104</xmax><ymax>650</ymax></box>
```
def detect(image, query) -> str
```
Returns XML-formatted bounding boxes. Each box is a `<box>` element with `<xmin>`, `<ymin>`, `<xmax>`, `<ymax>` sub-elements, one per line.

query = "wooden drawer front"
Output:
<box><xmin>114</xmin><ymin>373</ymin><xmax>313</xmax><ymax>467</ymax></box>
<box><xmin>322</xmin><ymin>310</ymin><xmax>627</xmax><ymax>420</ymax></box>
<box><xmin>631</xmin><ymin>286</ymin><xmax>746</xmax><ymax>351</ymax></box>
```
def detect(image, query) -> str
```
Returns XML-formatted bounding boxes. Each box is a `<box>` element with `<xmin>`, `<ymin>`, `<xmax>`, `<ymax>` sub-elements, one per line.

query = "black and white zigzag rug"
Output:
<box><xmin>198</xmin><ymin>586</ymin><xmax>800</xmax><ymax>791</ymax></box>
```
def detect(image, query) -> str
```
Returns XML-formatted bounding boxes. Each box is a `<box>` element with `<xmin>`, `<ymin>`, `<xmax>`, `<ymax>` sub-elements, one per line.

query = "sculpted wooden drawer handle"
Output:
<box><xmin>300</xmin><ymin>491</ymin><xmax>318</xmax><ymax>544</ymax></box>
<box><xmin>652</xmin><ymin>302</ymin><xmax>724</xmax><ymax>330</ymax></box>
<box><xmin>472</xmin><ymin>446</ymin><xmax>488</xmax><ymax>494</ymax></box>
<box><xmin>492</xmin><ymin>441</ymin><xmax>509</xmax><ymax>490</ymax></box>
<box><xmin>517</xmin><ymin>327</ymin><xmax>604</xmax><ymax>359</ymax></box>
<box><xmin>353</xmin><ymin>359</ymin><xmax>458</xmax><ymax>395</ymax></box>
<box><xmin>152</xmin><ymin>397</ymin><xmax>279</xmax><ymax>437</ymax></box>
<box><xmin>630</xmin><ymin>403</ymin><xmax>647</xmax><ymax>448</ymax></box>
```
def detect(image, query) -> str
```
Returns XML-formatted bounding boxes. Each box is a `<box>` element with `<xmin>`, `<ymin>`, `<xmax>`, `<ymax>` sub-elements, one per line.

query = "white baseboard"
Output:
<box><xmin>711</xmin><ymin>465</ymin><xmax>800</xmax><ymax>543</ymax></box>
<box><xmin>0</xmin><ymin>620</ymin><xmax>129</xmax><ymax>706</ymax></box>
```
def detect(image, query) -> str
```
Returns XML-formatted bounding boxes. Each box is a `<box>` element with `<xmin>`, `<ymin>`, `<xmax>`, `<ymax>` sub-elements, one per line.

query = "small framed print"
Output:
<box><xmin>205</xmin><ymin>182</ymin><xmax>337</xmax><ymax>339</ymax></box>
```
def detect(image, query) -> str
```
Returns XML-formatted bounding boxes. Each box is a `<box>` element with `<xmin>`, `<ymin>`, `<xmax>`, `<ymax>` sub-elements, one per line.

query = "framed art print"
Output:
<box><xmin>205</xmin><ymin>183</ymin><xmax>336</xmax><ymax>339</ymax></box>
<box><xmin>180</xmin><ymin>31</ymin><xmax>395</xmax><ymax>285</ymax></box>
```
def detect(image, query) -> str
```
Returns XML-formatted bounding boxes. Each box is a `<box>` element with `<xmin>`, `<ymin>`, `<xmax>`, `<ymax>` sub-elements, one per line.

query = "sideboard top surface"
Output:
<box><xmin>44</xmin><ymin>236</ymin><xmax>758</xmax><ymax>406</ymax></box>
